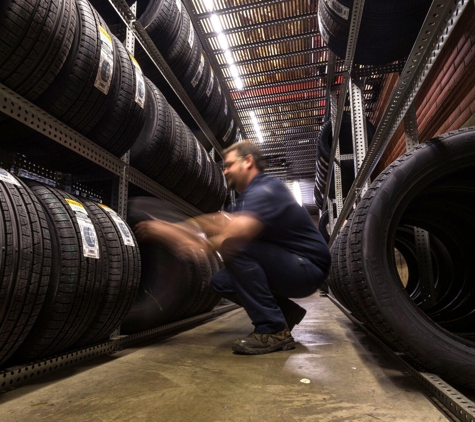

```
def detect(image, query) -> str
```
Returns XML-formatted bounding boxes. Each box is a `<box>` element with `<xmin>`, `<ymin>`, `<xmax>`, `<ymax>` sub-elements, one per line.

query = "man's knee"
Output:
<box><xmin>210</xmin><ymin>269</ymin><xmax>232</xmax><ymax>293</ymax></box>
<box><xmin>220</xmin><ymin>237</ymin><xmax>249</xmax><ymax>262</ymax></box>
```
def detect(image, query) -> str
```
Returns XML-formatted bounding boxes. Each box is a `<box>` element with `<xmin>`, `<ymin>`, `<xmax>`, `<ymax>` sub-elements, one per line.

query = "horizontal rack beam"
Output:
<box><xmin>0</xmin><ymin>305</ymin><xmax>240</xmax><ymax>392</ymax></box>
<box><xmin>0</xmin><ymin>83</ymin><xmax>202</xmax><ymax>216</ymax></box>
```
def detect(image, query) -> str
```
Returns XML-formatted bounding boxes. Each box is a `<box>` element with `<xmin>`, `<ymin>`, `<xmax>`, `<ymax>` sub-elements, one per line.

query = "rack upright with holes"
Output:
<box><xmin>0</xmin><ymin>0</ymin><xmax>246</xmax><ymax>391</ymax></box>
<box><xmin>319</xmin><ymin>1</ymin><xmax>475</xmax><ymax>419</ymax></box>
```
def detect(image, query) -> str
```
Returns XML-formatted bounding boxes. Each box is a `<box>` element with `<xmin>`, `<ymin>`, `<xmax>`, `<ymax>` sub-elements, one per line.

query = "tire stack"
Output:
<box><xmin>0</xmin><ymin>0</ymin><xmax>227</xmax><ymax>214</ymax></box>
<box><xmin>90</xmin><ymin>0</ymin><xmax>239</xmax><ymax>148</ymax></box>
<box><xmin>0</xmin><ymin>0</ymin><xmax>146</xmax><ymax>160</ymax></box>
<box><xmin>314</xmin><ymin>112</ymin><xmax>374</xmax><ymax>209</ymax></box>
<box><xmin>129</xmin><ymin>77</ymin><xmax>227</xmax><ymax>213</ymax></box>
<box><xmin>318</xmin><ymin>0</ymin><xmax>432</xmax><ymax>65</ymax></box>
<box><xmin>122</xmin><ymin>197</ymin><xmax>223</xmax><ymax>333</ymax></box>
<box><xmin>0</xmin><ymin>169</ymin><xmax>141</xmax><ymax>367</ymax></box>
<box><xmin>327</xmin><ymin>128</ymin><xmax>475</xmax><ymax>389</ymax></box>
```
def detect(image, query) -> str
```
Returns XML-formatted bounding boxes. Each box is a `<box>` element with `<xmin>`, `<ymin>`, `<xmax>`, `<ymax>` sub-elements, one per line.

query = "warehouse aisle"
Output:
<box><xmin>0</xmin><ymin>294</ymin><xmax>446</xmax><ymax>421</ymax></box>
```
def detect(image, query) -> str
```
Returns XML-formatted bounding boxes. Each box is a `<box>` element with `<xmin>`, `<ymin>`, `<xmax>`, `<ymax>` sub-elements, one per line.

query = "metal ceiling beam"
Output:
<box><xmin>212</xmin><ymin>32</ymin><xmax>320</xmax><ymax>54</ymax></box>
<box><xmin>235</xmin><ymin>97</ymin><xmax>327</xmax><ymax>111</ymax></box>
<box><xmin>242</xmin><ymin>117</ymin><xmax>322</xmax><ymax>128</ymax></box>
<box><xmin>196</xmin><ymin>0</ymin><xmax>292</xmax><ymax>19</ymax></box>
<box><xmin>242</xmin><ymin>115</ymin><xmax>324</xmax><ymax>126</ymax></box>
<box><xmin>220</xmin><ymin>46</ymin><xmax>327</xmax><ymax>68</ymax></box>
<box><xmin>229</xmin><ymin>75</ymin><xmax>327</xmax><ymax>93</ymax></box>
<box><xmin>241</xmin><ymin>105</ymin><xmax>326</xmax><ymax>119</ymax></box>
<box><xmin>328</xmin><ymin>0</ymin><xmax>471</xmax><ymax>245</ymax></box>
<box><xmin>249</xmin><ymin>124</ymin><xmax>319</xmax><ymax>135</ymax></box>
<box><xmin>224</xmin><ymin>62</ymin><xmax>344</xmax><ymax>81</ymax></box>
<box><xmin>233</xmin><ymin>87</ymin><xmax>326</xmax><ymax>103</ymax></box>
<box><xmin>205</xmin><ymin>12</ymin><xmax>319</xmax><ymax>37</ymax></box>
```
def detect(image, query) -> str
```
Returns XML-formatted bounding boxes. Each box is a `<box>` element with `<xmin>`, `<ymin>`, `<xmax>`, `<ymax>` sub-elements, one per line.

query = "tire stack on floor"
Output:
<box><xmin>318</xmin><ymin>0</ymin><xmax>432</xmax><ymax>65</ymax></box>
<box><xmin>0</xmin><ymin>169</ymin><xmax>141</xmax><ymax>368</ymax></box>
<box><xmin>327</xmin><ymin>128</ymin><xmax>475</xmax><ymax>389</ymax></box>
<box><xmin>314</xmin><ymin>112</ymin><xmax>374</xmax><ymax>210</ymax></box>
<box><xmin>122</xmin><ymin>197</ymin><xmax>223</xmax><ymax>334</ymax></box>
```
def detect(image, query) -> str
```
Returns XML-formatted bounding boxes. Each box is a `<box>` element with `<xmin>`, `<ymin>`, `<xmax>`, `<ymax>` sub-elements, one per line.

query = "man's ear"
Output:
<box><xmin>243</xmin><ymin>154</ymin><xmax>254</xmax><ymax>169</ymax></box>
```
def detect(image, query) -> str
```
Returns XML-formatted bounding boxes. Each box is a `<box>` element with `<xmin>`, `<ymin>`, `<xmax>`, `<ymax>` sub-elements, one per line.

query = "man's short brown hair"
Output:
<box><xmin>223</xmin><ymin>140</ymin><xmax>266</xmax><ymax>171</ymax></box>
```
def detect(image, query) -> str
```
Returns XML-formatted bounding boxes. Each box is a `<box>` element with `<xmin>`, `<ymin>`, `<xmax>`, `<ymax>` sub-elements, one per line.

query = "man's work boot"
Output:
<box><xmin>232</xmin><ymin>329</ymin><xmax>296</xmax><ymax>355</ymax></box>
<box><xmin>282</xmin><ymin>301</ymin><xmax>307</xmax><ymax>331</ymax></box>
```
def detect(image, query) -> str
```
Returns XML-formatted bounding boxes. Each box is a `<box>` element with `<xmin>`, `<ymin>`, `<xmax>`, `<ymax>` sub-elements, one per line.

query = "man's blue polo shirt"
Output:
<box><xmin>227</xmin><ymin>173</ymin><xmax>331</xmax><ymax>272</ymax></box>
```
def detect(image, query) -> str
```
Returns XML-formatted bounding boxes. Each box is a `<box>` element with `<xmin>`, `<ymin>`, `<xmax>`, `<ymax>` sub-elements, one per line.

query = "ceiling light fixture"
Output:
<box><xmin>210</xmin><ymin>14</ymin><xmax>223</xmax><ymax>33</ymax></box>
<box><xmin>203</xmin><ymin>0</ymin><xmax>214</xmax><ymax>12</ymax></box>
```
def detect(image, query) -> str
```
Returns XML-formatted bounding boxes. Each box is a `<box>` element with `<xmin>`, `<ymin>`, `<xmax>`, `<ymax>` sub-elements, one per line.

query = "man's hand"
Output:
<box><xmin>134</xmin><ymin>219</ymin><xmax>212</xmax><ymax>255</ymax></box>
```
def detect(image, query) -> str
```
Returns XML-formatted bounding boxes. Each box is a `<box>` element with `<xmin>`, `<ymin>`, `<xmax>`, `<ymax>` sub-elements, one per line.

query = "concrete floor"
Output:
<box><xmin>0</xmin><ymin>294</ymin><xmax>447</xmax><ymax>422</ymax></box>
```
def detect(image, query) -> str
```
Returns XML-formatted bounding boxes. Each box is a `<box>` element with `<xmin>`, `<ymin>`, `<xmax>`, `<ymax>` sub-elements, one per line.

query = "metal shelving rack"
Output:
<box><xmin>326</xmin><ymin>0</ymin><xmax>471</xmax><ymax>244</ymax></box>
<box><xmin>321</xmin><ymin>1</ymin><xmax>475</xmax><ymax>419</ymax></box>
<box><xmin>0</xmin><ymin>0</ymin><xmax>247</xmax><ymax>390</ymax></box>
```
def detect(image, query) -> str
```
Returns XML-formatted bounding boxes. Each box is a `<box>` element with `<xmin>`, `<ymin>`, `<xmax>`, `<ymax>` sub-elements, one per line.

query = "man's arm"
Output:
<box><xmin>134</xmin><ymin>213</ymin><xmax>263</xmax><ymax>255</ymax></box>
<box><xmin>208</xmin><ymin>214</ymin><xmax>264</xmax><ymax>251</ymax></box>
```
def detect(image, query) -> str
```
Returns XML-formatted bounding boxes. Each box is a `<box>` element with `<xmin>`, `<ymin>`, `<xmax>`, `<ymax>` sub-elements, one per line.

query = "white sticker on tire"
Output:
<box><xmin>223</xmin><ymin>96</ymin><xmax>228</xmax><ymax>115</ymax></box>
<box><xmin>0</xmin><ymin>168</ymin><xmax>20</xmax><ymax>186</ymax></box>
<box><xmin>188</xmin><ymin>23</ymin><xmax>195</xmax><ymax>49</ymax></box>
<box><xmin>99</xmin><ymin>204</ymin><xmax>135</xmax><ymax>247</ymax></box>
<box><xmin>223</xmin><ymin>119</ymin><xmax>234</xmax><ymax>143</ymax></box>
<box><xmin>324</xmin><ymin>0</ymin><xmax>349</xmax><ymax>20</ymax></box>
<box><xmin>65</xmin><ymin>198</ymin><xmax>100</xmax><ymax>259</ymax></box>
<box><xmin>196</xmin><ymin>140</ymin><xmax>202</xmax><ymax>167</ymax></box>
<box><xmin>191</xmin><ymin>54</ymin><xmax>205</xmax><ymax>88</ymax></box>
<box><xmin>176</xmin><ymin>0</ymin><xmax>182</xmax><ymax>12</ymax></box>
<box><xmin>205</xmin><ymin>67</ymin><xmax>214</xmax><ymax>96</ymax></box>
<box><xmin>95</xmin><ymin>26</ymin><xmax>114</xmax><ymax>95</ymax></box>
<box><xmin>130</xmin><ymin>54</ymin><xmax>146</xmax><ymax>108</ymax></box>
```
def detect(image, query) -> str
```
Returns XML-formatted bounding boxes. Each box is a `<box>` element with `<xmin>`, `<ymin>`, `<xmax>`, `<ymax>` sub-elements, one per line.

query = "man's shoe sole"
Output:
<box><xmin>232</xmin><ymin>338</ymin><xmax>296</xmax><ymax>355</ymax></box>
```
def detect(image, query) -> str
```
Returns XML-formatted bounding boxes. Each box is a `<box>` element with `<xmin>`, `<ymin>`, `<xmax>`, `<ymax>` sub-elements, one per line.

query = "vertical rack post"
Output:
<box><xmin>404</xmin><ymin>103</ymin><xmax>435</xmax><ymax>308</ymax></box>
<box><xmin>330</xmin><ymin>91</ymin><xmax>343</xmax><ymax>224</ymax></box>
<box><xmin>349</xmin><ymin>76</ymin><xmax>369</xmax><ymax>198</ymax></box>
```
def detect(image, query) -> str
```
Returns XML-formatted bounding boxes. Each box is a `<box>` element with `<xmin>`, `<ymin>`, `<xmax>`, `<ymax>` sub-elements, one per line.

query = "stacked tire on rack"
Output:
<box><xmin>328</xmin><ymin>128</ymin><xmax>475</xmax><ymax>389</ymax></box>
<box><xmin>0</xmin><ymin>0</ymin><xmax>228</xmax><ymax>367</ymax></box>
<box><xmin>0</xmin><ymin>0</ymin><xmax>227</xmax><ymax>214</ymax></box>
<box><xmin>0</xmin><ymin>169</ymin><xmax>140</xmax><ymax>367</ymax></box>
<box><xmin>89</xmin><ymin>0</ymin><xmax>240</xmax><ymax>148</ymax></box>
<box><xmin>314</xmin><ymin>112</ymin><xmax>374</xmax><ymax>210</ymax></box>
<box><xmin>129</xmin><ymin>78</ymin><xmax>227</xmax><ymax>213</ymax></box>
<box><xmin>318</xmin><ymin>0</ymin><xmax>432</xmax><ymax>65</ymax></box>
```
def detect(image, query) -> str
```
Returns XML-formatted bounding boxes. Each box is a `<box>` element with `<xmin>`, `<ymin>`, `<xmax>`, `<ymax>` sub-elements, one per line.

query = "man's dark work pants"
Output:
<box><xmin>211</xmin><ymin>238</ymin><xmax>326</xmax><ymax>334</ymax></box>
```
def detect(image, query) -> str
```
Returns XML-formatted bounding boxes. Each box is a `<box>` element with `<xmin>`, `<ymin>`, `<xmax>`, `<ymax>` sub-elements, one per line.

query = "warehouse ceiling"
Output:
<box><xmin>186</xmin><ymin>0</ymin><xmax>390</xmax><ymax>204</ymax></box>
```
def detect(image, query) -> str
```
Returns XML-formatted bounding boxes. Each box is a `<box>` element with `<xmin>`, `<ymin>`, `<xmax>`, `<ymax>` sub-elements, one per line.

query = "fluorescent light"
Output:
<box><xmin>229</xmin><ymin>64</ymin><xmax>239</xmax><ymax>78</ymax></box>
<box><xmin>250</xmin><ymin>111</ymin><xmax>264</xmax><ymax>143</ymax></box>
<box><xmin>203</xmin><ymin>0</ymin><xmax>214</xmax><ymax>11</ymax></box>
<box><xmin>223</xmin><ymin>49</ymin><xmax>234</xmax><ymax>64</ymax></box>
<box><xmin>218</xmin><ymin>34</ymin><xmax>230</xmax><ymax>51</ymax></box>
<box><xmin>234</xmin><ymin>77</ymin><xmax>244</xmax><ymax>90</ymax></box>
<box><xmin>210</xmin><ymin>14</ymin><xmax>223</xmax><ymax>33</ymax></box>
<box><xmin>292</xmin><ymin>181</ymin><xmax>303</xmax><ymax>206</ymax></box>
